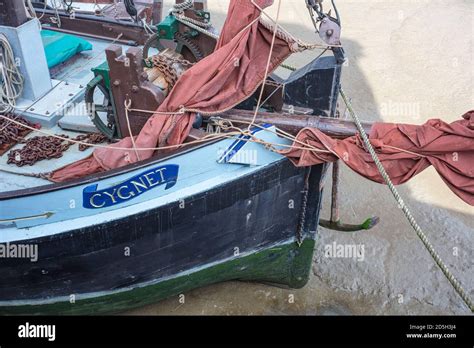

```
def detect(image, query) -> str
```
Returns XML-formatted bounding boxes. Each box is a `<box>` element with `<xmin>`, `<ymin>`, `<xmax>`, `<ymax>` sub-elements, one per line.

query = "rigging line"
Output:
<box><xmin>220</xmin><ymin>124</ymin><xmax>330</xmax><ymax>154</ymax></box>
<box><xmin>212</xmin><ymin>118</ymin><xmax>332</xmax><ymax>154</ymax></box>
<box><xmin>49</xmin><ymin>0</ymin><xmax>62</xmax><ymax>27</ymax></box>
<box><xmin>141</xmin><ymin>14</ymin><xmax>155</xmax><ymax>35</ymax></box>
<box><xmin>0</xmin><ymin>127</ymin><xmax>329</xmax><ymax>181</ymax></box>
<box><xmin>0</xmin><ymin>114</ymin><xmax>244</xmax><ymax>151</ymax></box>
<box><xmin>340</xmin><ymin>87</ymin><xmax>473</xmax><ymax>313</ymax></box>
<box><xmin>251</xmin><ymin>0</ymin><xmax>340</xmax><ymax>50</ymax></box>
<box><xmin>258</xmin><ymin>82</ymin><xmax>285</xmax><ymax>109</ymax></box>
<box><xmin>125</xmin><ymin>106</ymin><xmax>183</xmax><ymax>115</ymax></box>
<box><xmin>248</xmin><ymin>0</ymin><xmax>282</xmax><ymax>132</ymax></box>
<box><xmin>123</xmin><ymin>107</ymin><xmax>334</xmax><ymax>155</ymax></box>
<box><xmin>24</xmin><ymin>0</ymin><xmax>37</xmax><ymax>19</ymax></box>
<box><xmin>124</xmin><ymin>99</ymin><xmax>141</xmax><ymax>161</ymax></box>
<box><xmin>0</xmin><ymin>166</ymin><xmax>47</xmax><ymax>179</ymax></box>
<box><xmin>278</xmin><ymin>47</ymin><xmax>329</xmax><ymax>73</ymax></box>
<box><xmin>120</xmin><ymin>109</ymin><xmax>334</xmax><ymax>156</ymax></box>
<box><xmin>36</xmin><ymin>0</ymin><xmax>49</xmax><ymax>21</ymax></box>
<box><xmin>0</xmin><ymin>113</ymin><xmax>330</xmax><ymax>157</ymax></box>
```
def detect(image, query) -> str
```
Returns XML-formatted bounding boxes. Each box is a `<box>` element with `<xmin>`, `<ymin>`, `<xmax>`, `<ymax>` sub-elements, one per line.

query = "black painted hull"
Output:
<box><xmin>0</xmin><ymin>159</ymin><xmax>326</xmax><ymax>314</ymax></box>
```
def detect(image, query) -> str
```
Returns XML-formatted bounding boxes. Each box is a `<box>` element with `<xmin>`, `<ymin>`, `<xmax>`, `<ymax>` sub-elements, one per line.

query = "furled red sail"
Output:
<box><xmin>280</xmin><ymin>111</ymin><xmax>474</xmax><ymax>205</ymax></box>
<box><xmin>49</xmin><ymin>0</ymin><xmax>292</xmax><ymax>182</ymax></box>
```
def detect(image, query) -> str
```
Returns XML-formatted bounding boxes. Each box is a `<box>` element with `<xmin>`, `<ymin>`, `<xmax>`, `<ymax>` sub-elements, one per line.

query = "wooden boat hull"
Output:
<box><xmin>0</xmin><ymin>2</ymin><xmax>343</xmax><ymax>316</ymax></box>
<box><xmin>0</xmin><ymin>156</ymin><xmax>325</xmax><ymax>315</ymax></box>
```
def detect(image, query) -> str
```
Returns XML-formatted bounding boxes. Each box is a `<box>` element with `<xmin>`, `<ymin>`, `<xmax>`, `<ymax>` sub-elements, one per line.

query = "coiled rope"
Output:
<box><xmin>340</xmin><ymin>88</ymin><xmax>473</xmax><ymax>312</ymax></box>
<box><xmin>0</xmin><ymin>34</ymin><xmax>24</xmax><ymax>114</ymax></box>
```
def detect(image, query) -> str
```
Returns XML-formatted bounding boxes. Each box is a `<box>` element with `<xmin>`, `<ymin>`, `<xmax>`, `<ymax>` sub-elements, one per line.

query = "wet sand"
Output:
<box><xmin>127</xmin><ymin>0</ymin><xmax>473</xmax><ymax>315</ymax></box>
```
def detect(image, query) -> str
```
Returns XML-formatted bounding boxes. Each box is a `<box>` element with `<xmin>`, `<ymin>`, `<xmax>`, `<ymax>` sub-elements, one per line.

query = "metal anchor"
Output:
<box><xmin>319</xmin><ymin>161</ymin><xmax>380</xmax><ymax>232</ymax></box>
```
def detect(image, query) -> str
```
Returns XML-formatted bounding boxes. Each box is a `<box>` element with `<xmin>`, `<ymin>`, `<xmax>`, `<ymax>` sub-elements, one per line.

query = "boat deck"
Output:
<box><xmin>0</xmin><ymin>35</ymin><xmax>131</xmax><ymax>193</ymax></box>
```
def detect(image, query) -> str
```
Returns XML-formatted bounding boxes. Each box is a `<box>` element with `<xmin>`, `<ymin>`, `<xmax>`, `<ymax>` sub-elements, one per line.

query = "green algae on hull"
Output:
<box><xmin>0</xmin><ymin>238</ymin><xmax>315</xmax><ymax>315</ymax></box>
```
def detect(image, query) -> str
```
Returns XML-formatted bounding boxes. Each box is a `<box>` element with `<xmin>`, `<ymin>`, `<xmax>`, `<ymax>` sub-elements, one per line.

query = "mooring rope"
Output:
<box><xmin>340</xmin><ymin>88</ymin><xmax>473</xmax><ymax>312</ymax></box>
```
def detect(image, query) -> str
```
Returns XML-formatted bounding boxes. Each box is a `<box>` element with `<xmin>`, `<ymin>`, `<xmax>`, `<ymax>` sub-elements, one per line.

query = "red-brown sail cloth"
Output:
<box><xmin>48</xmin><ymin>1</ymin><xmax>474</xmax><ymax>206</ymax></box>
<box><xmin>280</xmin><ymin>111</ymin><xmax>474</xmax><ymax>205</ymax></box>
<box><xmin>49</xmin><ymin>0</ymin><xmax>292</xmax><ymax>182</ymax></box>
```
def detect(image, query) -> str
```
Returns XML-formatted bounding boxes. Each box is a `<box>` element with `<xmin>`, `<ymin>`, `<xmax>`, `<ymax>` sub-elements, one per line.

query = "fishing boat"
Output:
<box><xmin>0</xmin><ymin>0</ymin><xmax>352</xmax><ymax>314</ymax></box>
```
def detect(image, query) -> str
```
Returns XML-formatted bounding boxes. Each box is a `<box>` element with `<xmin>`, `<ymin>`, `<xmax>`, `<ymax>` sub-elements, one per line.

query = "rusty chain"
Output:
<box><xmin>0</xmin><ymin>114</ymin><xmax>38</xmax><ymax>147</ymax></box>
<box><xmin>8</xmin><ymin>135</ymin><xmax>73</xmax><ymax>167</ymax></box>
<box><xmin>7</xmin><ymin>132</ymin><xmax>109</xmax><ymax>167</ymax></box>
<box><xmin>145</xmin><ymin>51</ymin><xmax>195</xmax><ymax>91</ymax></box>
<box><xmin>75</xmin><ymin>133</ymin><xmax>109</xmax><ymax>151</ymax></box>
<box><xmin>148</xmin><ymin>54</ymin><xmax>180</xmax><ymax>88</ymax></box>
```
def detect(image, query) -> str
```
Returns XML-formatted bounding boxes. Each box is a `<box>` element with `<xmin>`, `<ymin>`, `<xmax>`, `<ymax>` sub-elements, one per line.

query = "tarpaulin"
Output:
<box><xmin>280</xmin><ymin>111</ymin><xmax>474</xmax><ymax>205</ymax></box>
<box><xmin>41</xmin><ymin>30</ymin><xmax>92</xmax><ymax>68</ymax></box>
<box><xmin>49</xmin><ymin>0</ymin><xmax>293</xmax><ymax>182</ymax></box>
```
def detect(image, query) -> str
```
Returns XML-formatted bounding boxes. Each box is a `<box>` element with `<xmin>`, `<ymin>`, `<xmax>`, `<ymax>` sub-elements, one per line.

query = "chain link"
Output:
<box><xmin>0</xmin><ymin>115</ymin><xmax>37</xmax><ymax>148</ymax></box>
<box><xmin>75</xmin><ymin>133</ymin><xmax>109</xmax><ymax>151</ymax></box>
<box><xmin>145</xmin><ymin>50</ymin><xmax>194</xmax><ymax>91</ymax></box>
<box><xmin>7</xmin><ymin>133</ymin><xmax>109</xmax><ymax>167</ymax></box>
<box><xmin>8</xmin><ymin>135</ymin><xmax>73</xmax><ymax>167</ymax></box>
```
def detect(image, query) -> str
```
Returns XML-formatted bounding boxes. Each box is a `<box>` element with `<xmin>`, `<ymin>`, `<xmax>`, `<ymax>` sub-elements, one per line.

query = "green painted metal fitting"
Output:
<box><xmin>156</xmin><ymin>15</ymin><xmax>179</xmax><ymax>40</ymax></box>
<box><xmin>91</xmin><ymin>61</ymin><xmax>111</xmax><ymax>90</ymax></box>
<box><xmin>194</xmin><ymin>10</ymin><xmax>211</xmax><ymax>23</ymax></box>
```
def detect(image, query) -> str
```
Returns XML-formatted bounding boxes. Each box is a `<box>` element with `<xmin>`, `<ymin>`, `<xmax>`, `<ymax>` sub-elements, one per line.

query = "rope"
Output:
<box><xmin>24</xmin><ymin>0</ymin><xmax>37</xmax><ymax>19</ymax></box>
<box><xmin>248</xmin><ymin>0</ymin><xmax>282</xmax><ymax>132</ymax></box>
<box><xmin>49</xmin><ymin>0</ymin><xmax>62</xmax><ymax>28</ymax></box>
<box><xmin>280</xmin><ymin>63</ymin><xmax>297</xmax><ymax>71</ymax></box>
<box><xmin>212</xmin><ymin>117</ymin><xmax>332</xmax><ymax>155</ymax></box>
<box><xmin>0</xmin><ymin>35</ymin><xmax>24</xmax><ymax>114</ymax></box>
<box><xmin>172</xmin><ymin>0</ymin><xmax>194</xmax><ymax>12</ymax></box>
<box><xmin>0</xmin><ymin>166</ymin><xmax>49</xmax><ymax>179</ymax></box>
<box><xmin>125</xmin><ymin>106</ymin><xmax>184</xmax><ymax>115</ymax></box>
<box><xmin>0</xmin><ymin>112</ymin><xmax>336</xmax><ymax>184</ymax></box>
<box><xmin>173</xmin><ymin>1</ymin><xmax>336</xmax><ymax>50</ymax></box>
<box><xmin>259</xmin><ymin>82</ymin><xmax>285</xmax><ymax>108</ymax></box>
<box><xmin>141</xmin><ymin>14</ymin><xmax>155</xmax><ymax>35</ymax></box>
<box><xmin>251</xmin><ymin>0</ymin><xmax>341</xmax><ymax>52</ymax></box>
<box><xmin>34</xmin><ymin>0</ymin><xmax>48</xmax><ymax>21</ymax></box>
<box><xmin>279</xmin><ymin>48</ymin><xmax>328</xmax><ymax>73</ymax></box>
<box><xmin>170</xmin><ymin>0</ymin><xmax>218</xmax><ymax>39</ymax></box>
<box><xmin>174</xmin><ymin>15</ymin><xmax>219</xmax><ymax>40</ymax></box>
<box><xmin>0</xmin><ymin>113</ymin><xmax>321</xmax><ymax>154</ymax></box>
<box><xmin>340</xmin><ymin>88</ymin><xmax>473</xmax><ymax>312</ymax></box>
<box><xmin>124</xmin><ymin>99</ymin><xmax>141</xmax><ymax>161</ymax></box>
